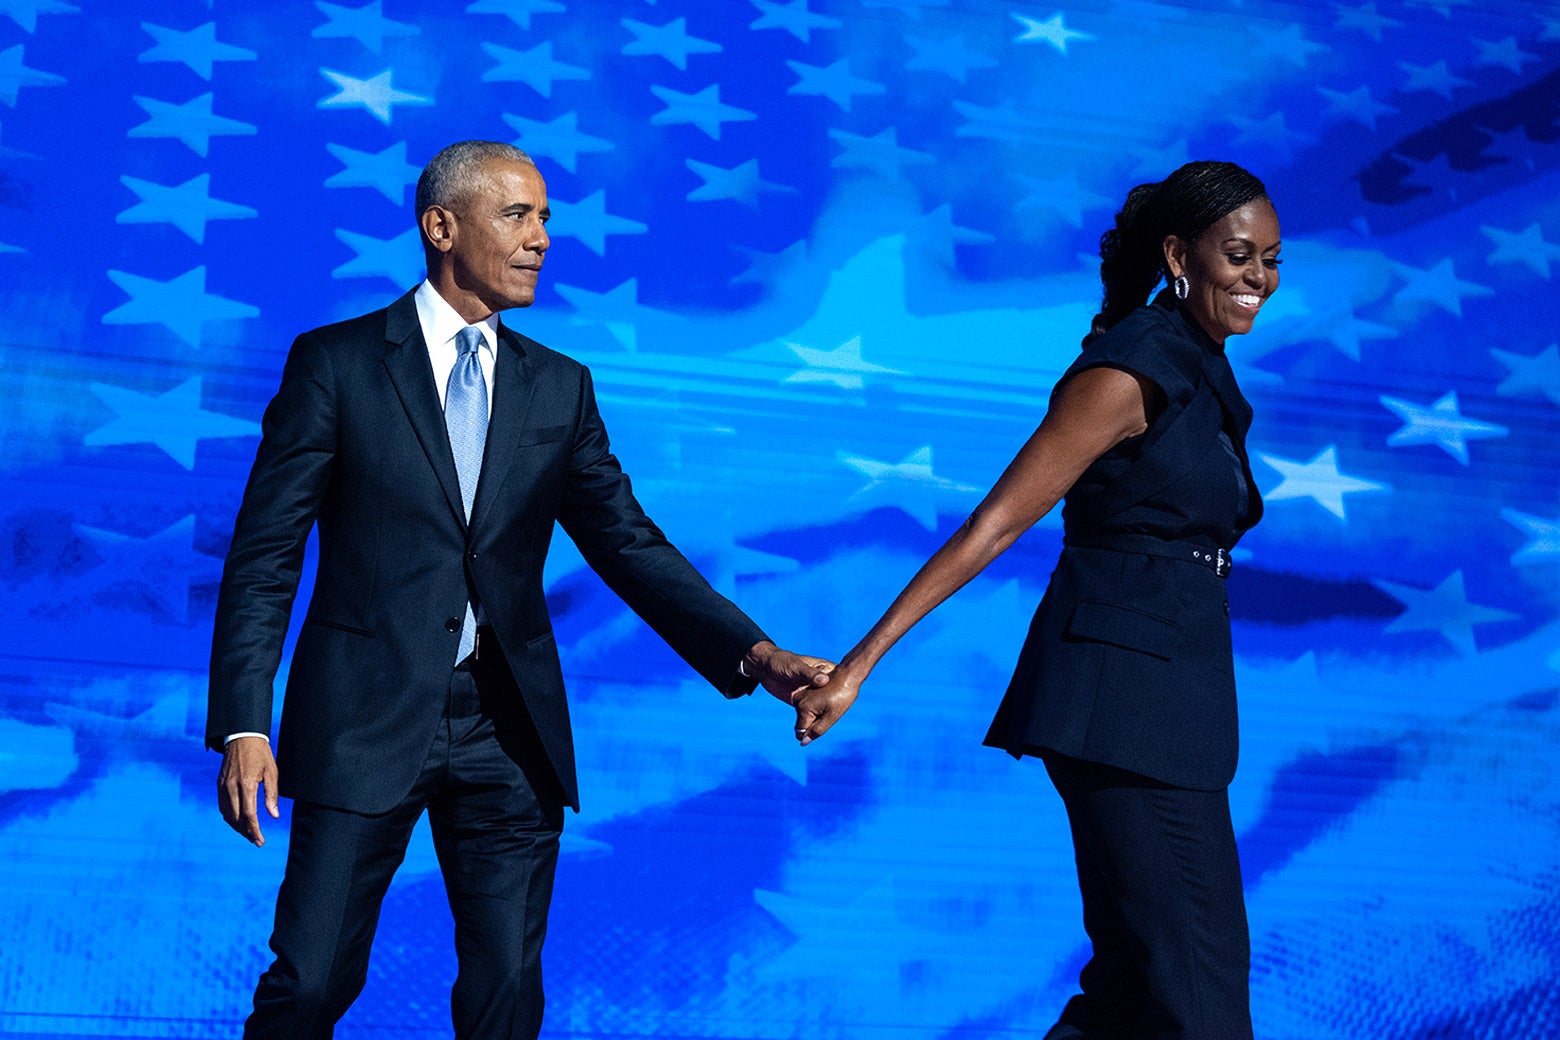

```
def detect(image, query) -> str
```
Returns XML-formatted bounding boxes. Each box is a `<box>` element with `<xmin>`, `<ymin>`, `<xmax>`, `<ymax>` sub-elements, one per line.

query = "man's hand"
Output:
<box><xmin>218</xmin><ymin>735</ymin><xmax>280</xmax><ymax>846</ymax></box>
<box><xmin>791</xmin><ymin>663</ymin><xmax>861</xmax><ymax>746</ymax></box>
<box><xmin>744</xmin><ymin>640</ymin><xmax>833</xmax><ymax>706</ymax></box>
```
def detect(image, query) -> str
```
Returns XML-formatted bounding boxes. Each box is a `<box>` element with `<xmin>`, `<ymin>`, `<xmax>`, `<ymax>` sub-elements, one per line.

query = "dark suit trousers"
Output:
<box><xmin>1042</xmin><ymin>754</ymin><xmax>1252</xmax><ymax>1040</ymax></box>
<box><xmin>245</xmin><ymin>652</ymin><xmax>566</xmax><ymax>1040</ymax></box>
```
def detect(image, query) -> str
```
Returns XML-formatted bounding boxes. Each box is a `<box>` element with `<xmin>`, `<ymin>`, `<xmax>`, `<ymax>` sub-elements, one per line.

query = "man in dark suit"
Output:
<box><xmin>208</xmin><ymin>139</ymin><xmax>832</xmax><ymax>1039</ymax></box>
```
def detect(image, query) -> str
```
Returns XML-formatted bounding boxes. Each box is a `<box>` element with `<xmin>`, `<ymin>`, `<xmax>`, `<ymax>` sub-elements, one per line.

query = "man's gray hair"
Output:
<box><xmin>415</xmin><ymin>140</ymin><xmax>534</xmax><ymax>216</ymax></box>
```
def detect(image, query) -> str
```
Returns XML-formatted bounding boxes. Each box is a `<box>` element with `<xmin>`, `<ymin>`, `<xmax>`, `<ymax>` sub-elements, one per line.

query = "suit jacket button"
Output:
<box><xmin>445</xmin><ymin>617</ymin><xmax>460</xmax><ymax>633</ymax></box>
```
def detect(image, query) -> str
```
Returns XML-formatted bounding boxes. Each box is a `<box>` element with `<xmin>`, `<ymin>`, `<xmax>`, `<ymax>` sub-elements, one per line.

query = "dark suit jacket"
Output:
<box><xmin>207</xmin><ymin>289</ymin><xmax>766</xmax><ymax>813</ymax></box>
<box><xmin>984</xmin><ymin>294</ymin><xmax>1263</xmax><ymax>791</ymax></box>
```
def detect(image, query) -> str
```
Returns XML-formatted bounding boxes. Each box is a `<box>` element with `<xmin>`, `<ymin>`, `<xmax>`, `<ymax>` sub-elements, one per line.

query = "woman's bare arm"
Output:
<box><xmin>791</xmin><ymin>364</ymin><xmax>1162</xmax><ymax>743</ymax></box>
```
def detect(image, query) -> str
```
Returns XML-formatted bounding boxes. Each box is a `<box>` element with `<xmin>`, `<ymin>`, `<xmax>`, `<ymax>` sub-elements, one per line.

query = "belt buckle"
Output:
<box><xmin>1214</xmin><ymin>548</ymin><xmax>1231</xmax><ymax>578</ymax></box>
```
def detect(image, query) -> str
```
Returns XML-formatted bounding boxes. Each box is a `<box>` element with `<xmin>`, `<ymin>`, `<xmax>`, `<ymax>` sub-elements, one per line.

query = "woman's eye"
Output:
<box><xmin>1227</xmin><ymin>254</ymin><xmax>1249</xmax><ymax>265</ymax></box>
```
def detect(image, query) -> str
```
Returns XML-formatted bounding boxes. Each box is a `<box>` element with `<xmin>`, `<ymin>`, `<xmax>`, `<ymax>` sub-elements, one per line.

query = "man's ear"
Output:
<box><xmin>1162</xmin><ymin>234</ymin><xmax>1187</xmax><ymax>279</ymax></box>
<box><xmin>420</xmin><ymin>206</ymin><xmax>455</xmax><ymax>255</ymax></box>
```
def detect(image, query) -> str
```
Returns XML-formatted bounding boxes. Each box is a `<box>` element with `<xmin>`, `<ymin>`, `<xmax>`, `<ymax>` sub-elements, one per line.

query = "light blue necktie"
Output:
<box><xmin>446</xmin><ymin>325</ymin><xmax>488</xmax><ymax>662</ymax></box>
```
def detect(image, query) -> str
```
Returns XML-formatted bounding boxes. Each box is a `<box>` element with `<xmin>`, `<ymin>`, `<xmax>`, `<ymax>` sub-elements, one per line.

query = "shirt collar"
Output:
<box><xmin>415</xmin><ymin>280</ymin><xmax>500</xmax><ymax>354</ymax></box>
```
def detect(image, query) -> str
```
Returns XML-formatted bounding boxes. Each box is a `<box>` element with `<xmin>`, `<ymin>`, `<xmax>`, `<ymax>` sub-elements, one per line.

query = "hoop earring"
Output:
<box><xmin>1173</xmin><ymin>275</ymin><xmax>1190</xmax><ymax>300</ymax></box>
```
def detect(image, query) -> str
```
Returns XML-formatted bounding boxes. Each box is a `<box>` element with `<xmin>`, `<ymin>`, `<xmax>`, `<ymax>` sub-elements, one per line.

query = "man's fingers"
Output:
<box><xmin>265</xmin><ymin>769</ymin><xmax>280</xmax><ymax>819</ymax></box>
<box><xmin>237</xmin><ymin>778</ymin><xmax>265</xmax><ymax>845</ymax></box>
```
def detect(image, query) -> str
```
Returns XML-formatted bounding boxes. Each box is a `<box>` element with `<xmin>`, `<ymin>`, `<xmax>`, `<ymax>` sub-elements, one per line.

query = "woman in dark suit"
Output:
<box><xmin>794</xmin><ymin>161</ymin><xmax>1278</xmax><ymax>1039</ymax></box>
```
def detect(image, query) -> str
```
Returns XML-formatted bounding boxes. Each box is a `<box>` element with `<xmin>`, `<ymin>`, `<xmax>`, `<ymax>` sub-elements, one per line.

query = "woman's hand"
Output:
<box><xmin>791</xmin><ymin>658</ymin><xmax>866</xmax><ymax>745</ymax></box>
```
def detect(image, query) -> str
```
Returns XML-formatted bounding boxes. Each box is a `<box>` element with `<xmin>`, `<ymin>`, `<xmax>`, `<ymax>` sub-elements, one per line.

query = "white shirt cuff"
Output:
<box><xmin>224</xmin><ymin>732</ymin><xmax>269</xmax><ymax>745</ymax></box>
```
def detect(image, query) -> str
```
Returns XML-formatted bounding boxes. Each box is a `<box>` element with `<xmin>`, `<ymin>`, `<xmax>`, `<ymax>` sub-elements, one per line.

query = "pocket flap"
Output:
<box><xmin>1065</xmin><ymin>598</ymin><xmax>1181</xmax><ymax>660</ymax></box>
<box><xmin>516</xmin><ymin>424</ymin><xmax>570</xmax><ymax>446</ymax></box>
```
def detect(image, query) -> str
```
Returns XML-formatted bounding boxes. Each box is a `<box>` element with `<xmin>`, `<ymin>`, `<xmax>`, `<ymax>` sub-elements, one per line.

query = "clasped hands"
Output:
<box><xmin>743</xmin><ymin>641</ymin><xmax>861</xmax><ymax>747</ymax></box>
<box><xmin>220</xmin><ymin>642</ymin><xmax>861</xmax><ymax>845</ymax></box>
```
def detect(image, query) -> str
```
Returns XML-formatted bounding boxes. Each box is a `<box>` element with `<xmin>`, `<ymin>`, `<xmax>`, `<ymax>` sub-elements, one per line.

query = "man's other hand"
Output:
<box><xmin>218</xmin><ymin>735</ymin><xmax>280</xmax><ymax>846</ymax></box>
<box><xmin>744</xmin><ymin>640</ymin><xmax>833</xmax><ymax>705</ymax></box>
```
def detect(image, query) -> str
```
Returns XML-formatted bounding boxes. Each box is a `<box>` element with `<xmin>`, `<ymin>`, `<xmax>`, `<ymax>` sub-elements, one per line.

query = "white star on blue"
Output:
<box><xmin>0</xmin><ymin>0</ymin><xmax>77</xmax><ymax>33</ymax></box>
<box><xmin>554</xmin><ymin>279</ymin><xmax>657</xmax><ymax>351</ymax></box>
<box><xmin>318</xmin><ymin>67</ymin><xmax>431</xmax><ymax>124</ymax></box>
<box><xmin>1489</xmin><ymin>344</ymin><xmax>1560</xmax><ymax>406</ymax></box>
<box><xmin>501</xmin><ymin>111</ymin><xmax>613</xmax><ymax>173</ymax></box>
<box><xmin>1255</xmin><ymin>445</ymin><xmax>1389</xmax><ymax>521</ymax></box>
<box><xmin>465</xmin><ymin>0</ymin><xmax>563</xmax><ymax>28</ymax></box>
<box><xmin>1011</xmin><ymin>12</ymin><xmax>1094</xmax><ymax>54</ymax></box>
<box><xmin>730</xmin><ymin>239</ymin><xmax>807</xmax><ymax>288</ymax></box>
<box><xmin>332</xmin><ymin>227</ymin><xmax>424</xmax><ymax>286</ymax></box>
<box><xmin>649</xmin><ymin>83</ymin><xmax>756</xmax><ymax>140</ymax></box>
<box><xmin>1318</xmin><ymin>85</ymin><xmax>1398</xmax><ymax>130</ymax></box>
<box><xmin>621</xmin><ymin>17</ymin><xmax>721</xmax><ymax>70</ymax></box>
<box><xmin>785</xmin><ymin>336</ymin><xmax>902</xmax><ymax>390</ymax></box>
<box><xmin>748</xmin><ymin>0</ymin><xmax>840</xmax><ymax>42</ymax></box>
<box><xmin>138</xmin><ymin>22</ymin><xmax>255</xmax><ymax>80</ymax></box>
<box><xmin>117</xmin><ymin>173</ymin><xmax>256</xmax><ymax>243</ymax></box>
<box><xmin>862</xmin><ymin>0</ymin><xmax>950</xmax><ymax>17</ymax></box>
<box><xmin>1334</xmin><ymin>1</ymin><xmax>1400</xmax><ymax>41</ymax></box>
<box><xmin>313</xmin><ymin>1</ymin><xmax>419</xmax><ymax>53</ymax></box>
<box><xmin>828</xmin><ymin>126</ymin><xmax>933</xmax><ymax>179</ymax></box>
<box><xmin>786</xmin><ymin>58</ymin><xmax>885</xmax><ymax>111</ymax></box>
<box><xmin>1481</xmin><ymin>223</ymin><xmax>1560</xmax><ymax>278</ymax></box>
<box><xmin>1374</xmin><ymin>571</ymin><xmax>1516</xmax><ymax>656</ymax></box>
<box><xmin>85</xmin><ymin>377</ymin><xmax>260</xmax><ymax>469</ymax></box>
<box><xmin>1249</xmin><ymin>22</ymin><xmax>1329</xmax><ymax>67</ymax></box>
<box><xmin>1014</xmin><ymin>173</ymin><xmax>1112</xmax><ymax>228</ymax></box>
<box><xmin>1229</xmin><ymin>112</ymin><xmax>1316</xmax><ymax>159</ymax></box>
<box><xmin>128</xmin><ymin>92</ymin><xmax>255</xmax><ymax>155</ymax></box>
<box><xmin>324</xmin><ymin>140</ymin><xmax>420</xmax><ymax>204</ymax></box>
<box><xmin>1391</xmin><ymin>258</ymin><xmax>1493</xmax><ymax>316</ymax></box>
<box><xmin>73</xmin><ymin>516</ymin><xmax>224</xmax><ymax>624</ymax></box>
<box><xmin>1298</xmin><ymin>304</ymin><xmax>1398</xmax><ymax>362</ymax></box>
<box><xmin>0</xmin><ymin>43</ymin><xmax>63</xmax><ymax>105</ymax></box>
<box><xmin>912</xmin><ymin>204</ymin><xmax>996</xmax><ymax>268</ymax></box>
<box><xmin>1500</xmin><ymin>508</ymin><xmax>1560</xmax><ymax>565</ymax></box>
<box><xmin>838</xmin><ymin>445</ymin><xmax>980</xmax><ymax>531</ymax></box>
<box><xmin>1472</xmin><ymin>36</ymin><xmax>1537</xmax><ymax>74</ymax></box>
<box><xmin>904</xmin><ymin>33</ymin><xmax>996</xmax><ymax>83</ymax></box>
<box><xmin>102</xmin><ymin>266</ymin><xmax>259</xmax><ymax>347</ymax></box>
<box><xmin>1380</xmin><ymin>391</ymin><xmax>1508</xmax><ymax>465</ymax></box>
<box><xmin>953</xmin><ymin>99</ymin><xmax>1046</xmax><ymax>143</ymax></box>
<box><xmin>549</xmin><ymin>190</ymin><xmax>648</xmax><ymax>255</ymax></box>
<box><xmin>1399</xmin><ymin>59</ymin><xmax>1472</xmax><ymax>98</ymax></box>
<box><xmin>482</xmin><ymin>41</ymin><xmax>589</xmax><ymax>98</ymax></box>
<box><xmin>685</xmin><ymin>158</ymin><xmax>794</xmax><ymax>208</ymax></box>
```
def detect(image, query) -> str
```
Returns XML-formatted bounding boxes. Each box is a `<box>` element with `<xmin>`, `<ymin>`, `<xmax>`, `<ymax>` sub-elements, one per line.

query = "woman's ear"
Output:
<box><xmin>1162</xmin><ymin>234</ymin><xmax>1187</xmax><ymax>279</ymax></box>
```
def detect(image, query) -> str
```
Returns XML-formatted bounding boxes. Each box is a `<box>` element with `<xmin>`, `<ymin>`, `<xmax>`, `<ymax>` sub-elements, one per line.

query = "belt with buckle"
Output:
<box><xmin>1064</xmin><ymin>534</ymin><xmax>1233</xmax><ymax>578</ymax></box>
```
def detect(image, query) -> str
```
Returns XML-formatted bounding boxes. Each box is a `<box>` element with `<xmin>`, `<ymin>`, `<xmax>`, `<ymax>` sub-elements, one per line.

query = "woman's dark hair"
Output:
<box><xmin>1086</xmin><ymin>161</ymin><xmax>1268</xmax><ymax>344</ymax></box>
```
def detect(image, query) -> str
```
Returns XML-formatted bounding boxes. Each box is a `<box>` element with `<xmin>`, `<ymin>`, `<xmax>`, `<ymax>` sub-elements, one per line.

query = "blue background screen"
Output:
<box><xmin>1</xmin><ymin>1</ymin><xmax>1557</xmax><ymax>1037</ymax></box>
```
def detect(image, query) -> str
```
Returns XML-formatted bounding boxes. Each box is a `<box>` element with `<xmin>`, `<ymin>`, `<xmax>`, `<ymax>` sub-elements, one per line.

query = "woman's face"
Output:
<box><xmin>1164</xmin><ymin>198</ymin><xmax>1282</xmax><ymax>346</ymax></box>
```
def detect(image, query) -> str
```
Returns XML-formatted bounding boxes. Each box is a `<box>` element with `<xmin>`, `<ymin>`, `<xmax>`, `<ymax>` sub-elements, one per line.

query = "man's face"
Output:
<box><xmin>429</xmin><ymin>158</ymin><xmax>550</xmax><ymax>318</ymax></box>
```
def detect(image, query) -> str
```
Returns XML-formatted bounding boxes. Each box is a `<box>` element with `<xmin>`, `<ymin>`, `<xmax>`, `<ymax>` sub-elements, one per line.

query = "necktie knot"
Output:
<box><xmin>456</xmin><ymin>325</ymin><xmax>484</xmax><ymax>358</ymax></box>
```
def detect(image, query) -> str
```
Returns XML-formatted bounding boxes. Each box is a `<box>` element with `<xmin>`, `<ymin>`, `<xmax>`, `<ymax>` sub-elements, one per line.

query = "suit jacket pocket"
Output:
<box><xmin>515</xmin><ymin>424</ymin><xmax>570</xmax><ymax>447</ymax></box>
<box><xmin>302</xmin><ymin>617</ymin><xmax>373</xmax><ymax>637</ymax></box>
<box><xmin>1064</xmin><ymin>598</ymin><xmax>1181</xmax><ymax>660</ymax></box>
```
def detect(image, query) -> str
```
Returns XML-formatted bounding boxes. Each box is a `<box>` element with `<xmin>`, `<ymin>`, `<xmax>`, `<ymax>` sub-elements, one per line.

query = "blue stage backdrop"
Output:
<box><xmin>2</xmin><ymin>0</ymin><xmax>1557</xmax><ymax>1037</ymax></box>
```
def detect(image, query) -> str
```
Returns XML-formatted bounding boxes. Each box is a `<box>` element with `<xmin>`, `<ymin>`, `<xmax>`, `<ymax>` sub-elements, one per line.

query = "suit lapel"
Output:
<box><xmin>469</xmin><ymin>324</ymin><xmax>536</xmax><ymax>530</ymax></box>
<box><xmin>381</xmin><ymin>290</ymin><xmax>469</xmax><ymax>531</ymax></box>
